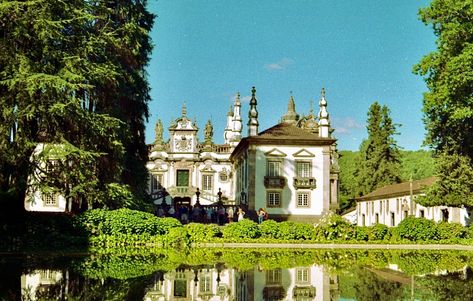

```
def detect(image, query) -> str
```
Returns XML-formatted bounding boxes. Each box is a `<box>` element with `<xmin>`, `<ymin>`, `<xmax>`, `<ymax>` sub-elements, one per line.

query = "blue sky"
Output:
<box><xmin>145</xmin><ymin>0</ymin><xmax>436</xmax><ymax>151</ymax></box>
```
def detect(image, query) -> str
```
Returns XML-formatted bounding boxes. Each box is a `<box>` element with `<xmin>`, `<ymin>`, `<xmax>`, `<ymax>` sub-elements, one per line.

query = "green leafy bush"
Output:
<box><xmin>368</xmin><ymin>223</ymin><xmax>390</xmax><ymax>241</ymax></box>
<box><xmin>314</xmin><ymin>213</ymin><xmax>355</xmax><ymax>241</ymax></box>
<box><xmin>185</xmin><ymin>223</ymin><xmax>222</xmax><ymax>242</ymax></box>
<box><xmin>259</xmin><ymin>220</ymin><xmax>280</xmax><ymax>239</ymax></box>
<box><xmin>74</xmin><ymin>208</ymin><xmax>181</xmax><ymax>236</ymax></box>
<box><xmin>354</xmin><ymin>227</ymin><xmax>369</xmax><ymax>241</ymax></box>
<box><xmin>436</xmin><ymin>221</ymin><xmax>466</xmax><ymax>240</ymax></box>
<box><xmin>222</xmin><ymin>219</ymin><xmax>261</xmax><ymax>239</ymax></box>
<box><xmin>277</xmin><ymin>221</ymin><xmax>315</xmax><ymax>240</ymax></box>
<box><xmin>396</xmin><ymin>216</ymin><xmax>438</xmax><ymax>241</ymax></box>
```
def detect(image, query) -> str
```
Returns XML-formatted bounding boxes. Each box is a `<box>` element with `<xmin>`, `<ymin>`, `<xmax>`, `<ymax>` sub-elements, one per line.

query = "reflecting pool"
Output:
<box><xmin>2</xmin><ymin>248</ymin><xmax>473</xmax><ymax>300</ymax></box>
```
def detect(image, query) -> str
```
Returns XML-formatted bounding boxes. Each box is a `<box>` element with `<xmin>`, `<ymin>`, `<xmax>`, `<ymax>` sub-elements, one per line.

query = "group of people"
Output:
<box><xmin>155</xmin><ymin>203</ymin><xmax>267</xmax><ymax>225</ymax></box>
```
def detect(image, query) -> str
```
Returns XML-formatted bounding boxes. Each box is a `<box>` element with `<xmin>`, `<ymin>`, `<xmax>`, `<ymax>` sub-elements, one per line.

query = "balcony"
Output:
<box><xmin>293</xmin><ymin>177</ymin><xmax>316</xmax><ymax>189</ymax></box>
<box><xmin>264</xmin><ymin>176</ymin><xmax>286</xmax><ymax>189</ymax></box>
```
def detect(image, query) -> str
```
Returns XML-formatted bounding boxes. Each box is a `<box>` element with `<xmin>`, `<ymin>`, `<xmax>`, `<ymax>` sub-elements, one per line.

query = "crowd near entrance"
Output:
<box><xmin>154</xmin><ymin>197</ymin><xmax>268</xmax><ymax>225</ymax></box>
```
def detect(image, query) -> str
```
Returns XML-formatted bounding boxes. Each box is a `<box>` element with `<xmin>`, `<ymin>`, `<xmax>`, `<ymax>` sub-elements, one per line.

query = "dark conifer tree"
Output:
<box><xmin>355</xmin><ymin>102</ymin><xmax>401</xmax><ymax>196</ymax></box>
<box><xmin>0</xmin><ymin>0</ymin><xmax>154</xmax><ymax>211</ymax></box>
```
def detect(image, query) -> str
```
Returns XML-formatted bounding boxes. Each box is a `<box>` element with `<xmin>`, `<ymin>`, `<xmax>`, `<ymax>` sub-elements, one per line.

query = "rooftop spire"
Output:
<box><xmin>182</xmin><ymin>103</ymin><xmax>187</xmax><ymax>117</ymax></box>
<box><xmin>281</xmin><ymin>93</ymin><xmax>299</xmax><ymax>124</ymax></box>
<box><xmin>318</xmin><ymin>87</ymin><xmax>331</xmax><ymax>138</ymax></box>
<box><xmin>248</xmin><ymin>86</ymin><xmax>259</xmax><ymax>136</ymax></box>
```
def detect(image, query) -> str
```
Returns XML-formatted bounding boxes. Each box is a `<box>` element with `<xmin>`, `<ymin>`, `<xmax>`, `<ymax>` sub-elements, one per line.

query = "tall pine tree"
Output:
<box><xmin>355</xmin><ymin>102</ymin><xmax>401</xmax><ymax>196</ymax></box>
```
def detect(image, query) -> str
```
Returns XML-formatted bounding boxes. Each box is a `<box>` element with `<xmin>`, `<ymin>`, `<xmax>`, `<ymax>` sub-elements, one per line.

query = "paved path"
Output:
<box><xmin>197</xmin><ymin>243</ymin><xmax>473</xmax><ymax>250</ymax></box>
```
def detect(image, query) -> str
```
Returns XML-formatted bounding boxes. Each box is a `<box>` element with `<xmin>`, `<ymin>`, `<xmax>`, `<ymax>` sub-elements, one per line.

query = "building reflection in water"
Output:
<box><xmin>21</xmin><ymin>269</ymin><xmax>65</xmax><ymax>301</ymax></box>
<box><xmin>142</xmin><ymin>264</ymin><xmax>339</xmax><ymax>301</ymax></box>
<box><xmin>20</xmin><ymin>265</ymin><xmax>338</xmax><ymax>301</ymax></box>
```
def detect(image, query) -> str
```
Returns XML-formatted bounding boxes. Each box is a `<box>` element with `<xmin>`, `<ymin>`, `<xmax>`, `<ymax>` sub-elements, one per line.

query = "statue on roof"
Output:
<box><xmin>154</xmin><ymin>119</ymin><xmax>164</xmax><ymax>144</ymax></box>
<box><xmin>204</xmin><ymin>119</ymin><xmax>214</xmax><ymax>145</ymax></box>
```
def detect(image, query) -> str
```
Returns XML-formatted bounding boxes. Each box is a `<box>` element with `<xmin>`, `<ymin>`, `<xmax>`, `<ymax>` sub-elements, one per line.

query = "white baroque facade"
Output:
<box><xmin>147</xmin><ymin>87</ymin><xmax>339</xmax><ymax>221</ymax></box>
<box><xmin>356</xmin><ymin>177</ymin><xmax>471</xmax><ymax>227</ymax></box>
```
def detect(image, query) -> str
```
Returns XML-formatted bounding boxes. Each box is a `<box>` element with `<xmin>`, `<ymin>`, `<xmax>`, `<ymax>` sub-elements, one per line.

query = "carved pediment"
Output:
<box><xmin>264</xmin><ymin>148</ymin><xmax>287</xmax><ymax>157</ymax></box>
<box><xmin>293</xmin><ymin>149</ymin><xmax>315</xmax><ymax>157</ymax></box>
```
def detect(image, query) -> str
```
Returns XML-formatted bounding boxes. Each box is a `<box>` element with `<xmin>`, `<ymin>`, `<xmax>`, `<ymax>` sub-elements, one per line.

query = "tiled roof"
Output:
<box><xmin>255</xmin><ymin>122</ymin><xmax>325</xmax><ymax>140</ymax></box>
<box><xmin>356</xmin><ymin>176</ymin><xmax>436</xmax><ymax>201</ymax></box>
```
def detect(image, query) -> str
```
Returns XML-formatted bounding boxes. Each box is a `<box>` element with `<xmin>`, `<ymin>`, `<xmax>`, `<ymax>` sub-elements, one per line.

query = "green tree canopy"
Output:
<box><xmin>414</xmin><ymin>0</ymin><xmax>473</xmax><ymax>208</ymax></box>
<box><xmin>0</xmin><ymin>0</ymin><xmax>154</xmax><ymax>211</ymax></box>
<box><xmin>354</xmin><ymin>102</ymin><xmax>401</xmax><ymax>196</ymax></box>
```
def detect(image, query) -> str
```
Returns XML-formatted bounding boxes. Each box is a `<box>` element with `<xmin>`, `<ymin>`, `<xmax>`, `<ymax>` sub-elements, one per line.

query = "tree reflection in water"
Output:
<box><xmin>3</xmin><ymin>249</ymin><xmax>473</xmax><ymax>300</ymax></box>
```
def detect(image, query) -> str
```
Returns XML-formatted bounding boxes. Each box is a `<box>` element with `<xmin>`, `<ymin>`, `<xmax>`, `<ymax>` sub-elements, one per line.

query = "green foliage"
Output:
<box><xmin>368</xmin><ymin>223</ymin><xmax>391</xmax><ymax>241</ymax></box>
<box><xmin>0</xmin><ymin>0</ymin><xmax>154</xmax><ymax>210</ymax></box>
<box><xmin>74</xmin><ymin>208</ymin><xmax>182</xmax><ymax>237</ymax></box>
<box><xmin>314</xmin><ymin>213</ymin><xmax>355</xmax><ymax>241</ymax></box>
<box><xmin>338</xmin><ymin>150</ymin><xmax>359</xmax><ymax>211</ymax></box>
<box><xmin>276</xmin><ymin>221</ymin><xmax>315</xmax><ymax>240</ymax></box>
<box><xmin>437</xmin><ymin>221</ymin><xmax>467</xmax><ymax>240</ymax></box>
<box><xmin>396</xmin><ymin>216</ymin><xmax>439</xmax><ymax>241</ymax></box>
<box><xmin>418</xmin><ymin>153</ymin><xmax>473</xmax><ymax>208</ymax></box>
<box><xmin>354</xmin><ymin>227</ymin><xmax>369</xmax><ymax>241</ymax></box>
<box><xmin>184</xmin><ymin>223</ymin><xmax>222</xmax><ymax>242</ymax></box>
<box><xmin>259</xmin><ymin>219</ymin><xmax>280</xmax><ymax>238</ymax></box>
<box><xmin>355</xmin><ymin>102</ymin><xmax>402</xmax><ymax>196</ymax></box>
<box><xmin>222</xmin><ymin>219</ymin><xmax>261</xmax><ymax>239</ymax></box>
<box><xmin>339</xmin><ymin>150</ymin><xmax>435</xmax><ymax>212</ymax></box>
<box><xmin>414</xmin><ymin>0</ymin><xmax>473</xmax><ymax>209</ymax></box>
<box><xmin>399</xmin><ymin>150</ymin><xmax>435</xmax><ymax>181</ymax></box>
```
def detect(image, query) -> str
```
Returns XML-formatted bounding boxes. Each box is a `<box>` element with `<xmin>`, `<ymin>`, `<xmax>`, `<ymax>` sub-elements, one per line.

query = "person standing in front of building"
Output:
<box><xmin>258</xmin><ymin>208</ymin><xmax>265</xmax><ymax>224</ymax></box>
<box><xmin>227</xmin><ymin>206</ymin><xmax>234</xmax><ymax>223</ymax></box>
<box><xmin>237</xmin><ymin>208</ymin><xmax>245</xmax><ymax>221</ymax></box>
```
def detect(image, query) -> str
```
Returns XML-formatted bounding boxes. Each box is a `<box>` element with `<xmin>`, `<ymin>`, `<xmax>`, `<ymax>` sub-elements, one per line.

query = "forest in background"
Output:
<box><xmin>338</xmin><ymin>149</ymin><xmax>435</xmax><ymax>212</ymax></box>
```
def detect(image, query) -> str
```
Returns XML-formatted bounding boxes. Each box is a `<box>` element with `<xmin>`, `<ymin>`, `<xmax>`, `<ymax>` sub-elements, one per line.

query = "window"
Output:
<box><xmin>200</xmin><ymin>274</ymin><xmax>212</xmax><ymax>293</ymax></box>
<box><xmin>375</xmin><ymin>213</ymin><xmax>379</xmax><ymax>224</ymax></box>
<box><xmin>267</xmin><ymin>160</ymin><xmax>281</xmax><ymax>177</ymax></box>
<box><xmin>296</xmin><ymin>161</ymin><xmax>311</xmax><ymax>177</ymax></box>
<box><xmin>297</xmin><ymin>192</ymin><xmax>310</xmax><ymax>207</ymax></box>
<box><xmin>296</xmin><ymin>268</ymin><xmax>310</xmax><ymax>284</ymax></box>
<box><xmin>44</xmin><ymin>193</ymin><xmax>57</xmax><ymax>206</ymax></box>
<box><xmin>361</xmin><ymin>214</ymin><xmax>366</xmax><ymax>226</ymax></box>
<box><xmin>202</xmin><ymin>174</ymin><xmax>213</xmax><ymax>191</ymax></box>
<box><xmin>151</xmin><ymin>174</ymin><xmax>163</xmax><ymax>192</ymax></box>
<box><xmin>176</xmin><ymin>170</ymin><xmax>189</xmax><ymax>187</ymax></box>
<box><xmin>266</xmin><ymin>269</ymin><xmax>282</xmax><ymax>284</ymax></box>
<box><xmin>420</xmin><ymin>209</ymin><xmax>425</xmax><ymax>218</ymax></box>
<box><xmin>267</xmin><ymin>192</ymin><xmax>281</xmax><ymax>207</ymax></box>
<box><xmin>391</xmin><ymin>212</ymin><xmax>395</xmax><ymax>226</ymax></box>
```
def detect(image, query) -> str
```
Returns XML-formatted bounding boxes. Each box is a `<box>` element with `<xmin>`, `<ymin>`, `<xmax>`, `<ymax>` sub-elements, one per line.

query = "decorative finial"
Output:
<box><xmin>236</xmin><ymin>92</ymin><xmax>241</xmax><ymax>105</ymax></box>
<box><xmin>309</xmin><ymin>99</ymin><xmax>314</xmax><ymax>114</ymax></box>
<box><xmin>251</xmin><ymin>86</ymin><xmax>256</xmax><ymax>97</ymax></box>
<box><xmin>182</xmin><ymin>103</ymin><xmax>187</xmax><ymax>117</ymax></box>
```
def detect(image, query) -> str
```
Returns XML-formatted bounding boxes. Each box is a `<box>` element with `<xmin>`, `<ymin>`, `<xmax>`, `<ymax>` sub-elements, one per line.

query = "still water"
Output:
<box><xmin>2</xmin><ymin>248</ymin><xmax>473</xmax><ymax>301</ymax></box>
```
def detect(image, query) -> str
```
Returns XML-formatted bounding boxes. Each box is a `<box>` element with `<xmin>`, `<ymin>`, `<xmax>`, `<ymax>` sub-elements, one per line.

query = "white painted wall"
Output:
<box><xmin>357</xmin><ymin>194</ymin><xmax>470</xmax><ymax>227</ymax></box>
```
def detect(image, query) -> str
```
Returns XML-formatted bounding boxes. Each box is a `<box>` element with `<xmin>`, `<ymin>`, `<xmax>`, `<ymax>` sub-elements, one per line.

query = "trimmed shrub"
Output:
<box><xmin>259</xmin><ymin>220</ymin><xmax>280</xmax><ymax>239</ymax></box>
<box><xmin>222</xmin><ymin>219</ymin><xmax>261</xmax><ymax>239</ymax></box>
<box><xmin>396</xmin><ymin>217</ymin><xmax>438</xmax><ymax>241</ymax></box>
<box><xmin>185</xmin><ymin>223</ymin><xmax>222</xmax><ymax>242</ymax></box>
<box><xmin>368</xmin><ymin>223</ymin><xmax>391</xmax><ymax>241</ymax></box>
<box><xmin>74</xmin><ymin>208</ymin><xmax>182</xmax><ymax>236</ymax></box>
<box><xmin>354</xmin><ymin>227</ymin><xmax>369</xmax><ymax>241</ymax></box>
<box><xmin>315</xmin><ymin>213</ymin><xmax>355</xmax><ymax>241</ymax></box>
<box><xmin>277</xmin><ymin>221</ymin><xmax>315</xmax><ymax>240</ymax></box>
<box><xmin>436</xmin><ymin>221</ymin><xmax>466</xmax><ymax>240</ymax></box>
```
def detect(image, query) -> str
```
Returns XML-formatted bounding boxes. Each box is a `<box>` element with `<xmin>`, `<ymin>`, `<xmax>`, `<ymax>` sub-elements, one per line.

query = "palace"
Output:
<box><xmin>147</xmin><ymin>87</ymin><xmax>340</xmax><ymax>221</ymax></box>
